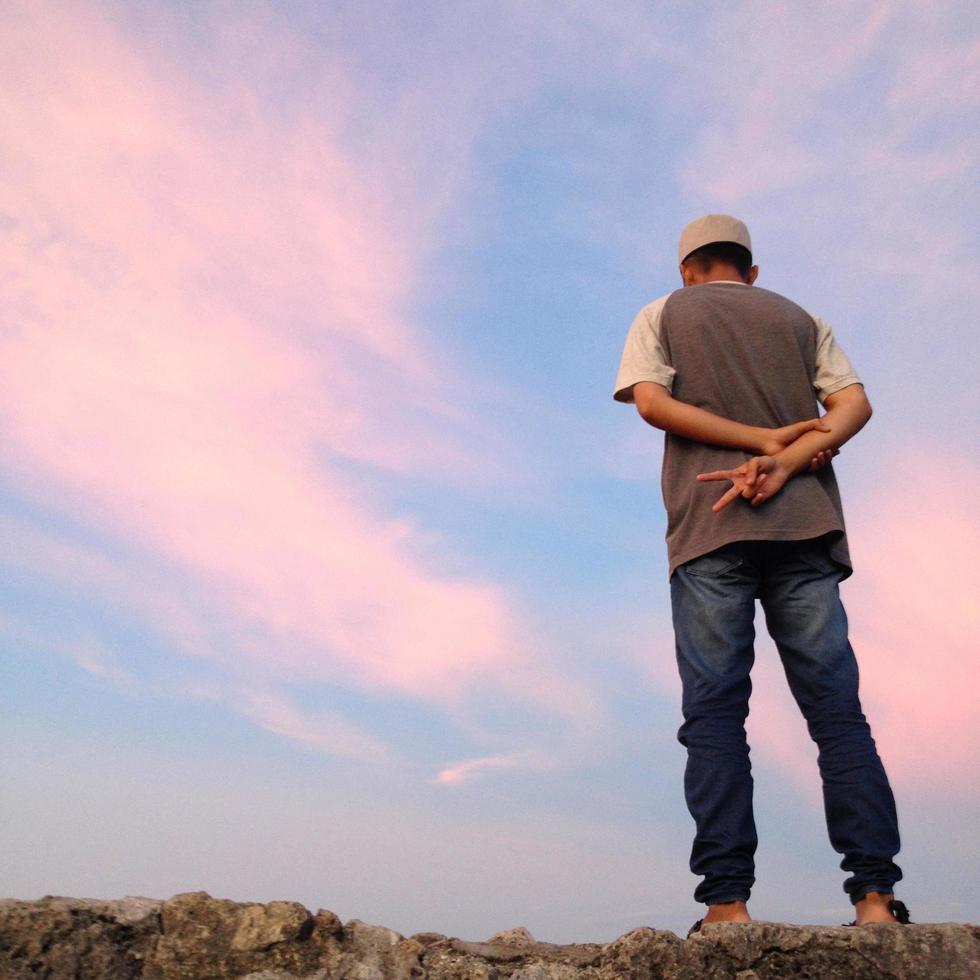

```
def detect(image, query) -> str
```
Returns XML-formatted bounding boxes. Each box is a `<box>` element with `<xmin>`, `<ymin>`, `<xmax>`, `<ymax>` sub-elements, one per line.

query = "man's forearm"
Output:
<box><xmin>634</xmin><ymin>383</ymin><xmax>772</xmax><ymax>453</ymax></box>
<box><xmin>642</xmin><ymin>398</ymin><xmax>772</xmax><ymax>452</ymax></box>
<box><xmin>773</xmin><ymin>384</ymin><xmax>872</xmax><ymax>477</ymax></box>
<box><xmin>632</xmin><ymin>381</ymin><xmax>829</xmax><ymax>456</ymax></box>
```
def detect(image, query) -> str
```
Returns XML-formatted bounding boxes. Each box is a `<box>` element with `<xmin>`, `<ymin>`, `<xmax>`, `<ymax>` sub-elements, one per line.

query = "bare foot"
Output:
<box><xmin>703</xmin><ymin>900</ymin><xmax>752</xmax><ymax>924</ymax></box>
<box><xmin>854</xmin><ymin>892</ymin><xmax>899</xmax><ymax>925</ymax></box>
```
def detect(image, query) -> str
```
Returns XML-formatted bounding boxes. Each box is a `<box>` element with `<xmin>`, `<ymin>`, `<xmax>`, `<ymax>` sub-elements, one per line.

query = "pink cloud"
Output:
<box><xmin>681</xmin><ymin>127</ymin><xmax>820</xmax><ymax>206</ymax></box>
<box><xmin>844</xmin><ymin>456</ymin><xmax>980</xmax><ymax>794</ymax></box>
<box><xmin>233</xmin><ymin>689</ymin><xmax>392</xmax><ymax>764</ymax></box>
<box><xmin>433</xmin><ymin>750</ymin><xmax>552</xmax><ymax>786</ymax></box>
<box><xmin>886</xmin><ymin>38</ymin><xmax>980</xmax><ymax>118</ymax></box>
<box><xmin>729</xmin><ymin>458</ymin><xmax>980</xmax><ymax>799</ymax></box>
<box><xmin>0</xmin><ymin>514</ymin><xmax>219</xmax><ymax>664</ymax></box>
<box><xmin>0</xmin><ymin>2</ymin><xmax>593</xmax><ymax>756</ymax></box>
<box><xmin>674</xmin><ymin>1</ymin><xmax>895</xmax><ymax>205</ymax></box>
<box><xmin>62</xmin><ymin>634</ymin><xmax>141</xmax><ymax>697</ymax></box>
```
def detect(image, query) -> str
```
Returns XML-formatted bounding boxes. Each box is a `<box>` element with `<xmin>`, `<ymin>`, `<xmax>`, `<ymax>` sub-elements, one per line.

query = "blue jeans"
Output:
<box><xmin>670</xmin><ymin>536</ymin><xmax>902</xmax><ymax>906</ymax></box>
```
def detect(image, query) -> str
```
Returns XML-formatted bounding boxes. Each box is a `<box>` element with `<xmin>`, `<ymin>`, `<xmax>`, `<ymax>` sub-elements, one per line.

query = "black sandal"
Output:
<box><xmin>889</xmin><ymin>899</ymin><xmax>912</xmax><ymax>923</ymax></box>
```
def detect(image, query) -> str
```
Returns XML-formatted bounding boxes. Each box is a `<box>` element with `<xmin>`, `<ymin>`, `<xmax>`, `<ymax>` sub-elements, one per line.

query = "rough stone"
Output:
<box><xmin>150</xmin><ymin>891</ymin><xmax>343</xmax><ymax>979</ymax></box>
<box><xmin>0</xmin><ymin>892</ymin><xmax>977</xmax><ymax>979</ymax></box>
<box><xmin>338</xmin><ymin>920</ymin><xmax>422</xmax><ymax>980</ymax></box>
<box><xmin>488</xmin><ymin>926</ymin><xmax>536</xmax><ymax>947</ymax></box>
<box><xmin>231</xmin><ymin>901</ymin><xmax>314</xmax><ymax>952</ymax></box>
<box><xmin>408</xmin><ymin>932</ymin><xmax>448</xmax><ymax>947</ymax></box>
<box><xmin>0</xmin><ymin>894</ymin><xmax>162</xmax><ymax>979</ymax></box>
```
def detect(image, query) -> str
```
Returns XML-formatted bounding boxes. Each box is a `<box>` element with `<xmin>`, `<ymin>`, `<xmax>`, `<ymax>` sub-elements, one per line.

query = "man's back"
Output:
<box><xmin>656</xmin><ymin>282</ymin><xmax>849</xmax><ymax>575</ymax></box>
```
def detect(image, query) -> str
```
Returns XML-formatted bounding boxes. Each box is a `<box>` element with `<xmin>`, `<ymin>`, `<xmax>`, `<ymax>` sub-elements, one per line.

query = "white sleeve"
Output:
<box><xmin>810</xmin><ymin>313</ymin><xmax>862</xmax><ymax>404</ymax></box>
<box><xmin>613</xmin><ymin>295</ymin><xmax>675</xmax><ymax>403</ymax></box>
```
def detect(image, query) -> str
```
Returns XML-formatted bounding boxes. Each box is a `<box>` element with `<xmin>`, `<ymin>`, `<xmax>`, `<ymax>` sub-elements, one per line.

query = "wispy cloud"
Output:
<box><xmin>63</xmin><ymin>634</ymin><xmax>141</xmax><ymax>697</ymax></box>
<box><xmin>663</xmin><ymin>0</ymin><xmax>979</xmax><ymax>317</ymax></box>
<box><xmin>0</xmin><ymin>0</ymin><xmax>594</xmax><ymax>764</ymax></box>
<box><xmin>846</xmin><ymin>452</ymin><xmax>980</xmax><ymax>793</ymax></box>
<box><xmin>676</xmin><ymin>1</ymin><xmax>894</xmax><ymax>204</ymax></box>
<box><xmin>433</xmin><ymin>749</ymin><xmax>554</xmax><ymax>785</ymax></box>
<box><xmin>234</xmin><ymin>689</ymin><xmax>392</xmax><ymax>764</ymax></box>
<box><xmin>886</xmin><ymin>36</ymin><xmax>980</xmax><ymax>117</ymax></box>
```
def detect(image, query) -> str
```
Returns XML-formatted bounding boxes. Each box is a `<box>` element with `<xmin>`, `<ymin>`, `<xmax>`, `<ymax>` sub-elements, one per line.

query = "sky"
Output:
<box><xmin>2</xmin><ymin>0</ymin><xmax>978</xmax><ymax>943</ymax></box>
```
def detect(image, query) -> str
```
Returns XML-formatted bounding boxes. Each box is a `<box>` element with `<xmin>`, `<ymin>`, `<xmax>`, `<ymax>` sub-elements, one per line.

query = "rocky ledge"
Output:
<box><xmin>0</xmin><ymin>891</ymin><xmax>976</xmax><ymax>979</ymax></box>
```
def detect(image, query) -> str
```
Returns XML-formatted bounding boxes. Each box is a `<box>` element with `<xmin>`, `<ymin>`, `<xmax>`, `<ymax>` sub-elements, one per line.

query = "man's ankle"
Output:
<box><xmin>854</xmin><ymin>891</ymin><xmax>898</xmax><ymax>924</ymax></box>
<box><xmin>703</xmin><ymin>899</ymin><xmax>751</xmax><ymax>923</ymax></box>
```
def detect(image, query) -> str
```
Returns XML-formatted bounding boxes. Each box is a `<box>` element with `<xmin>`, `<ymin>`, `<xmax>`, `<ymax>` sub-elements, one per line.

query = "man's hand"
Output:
<box><xmin>697</xmin><ymin>456</ymin><xmax>783</xmax><ymax>512</ymax></box>
<box><xmin>697</xmin><ymin>448</ymin><xmax>835</xmax><ymax>512</ymax></box>
<box><xmin>697</xmin><ymin>457</ymin><xmax>769</xmax><ymax>512</ymax></box>
<box><xmin>808</xmin><ymin>448</ymin><xmax>838</xmax><ymax>472</ymax></box>
<box><xmin>690</xmin><ymin>384</ymin><xmax>871</xmax><ymax>514</ymax></box>
<box><xmin>761</xmin><ymin>419</ymin><xmax>831</xmax><ymax>457</ymax></box>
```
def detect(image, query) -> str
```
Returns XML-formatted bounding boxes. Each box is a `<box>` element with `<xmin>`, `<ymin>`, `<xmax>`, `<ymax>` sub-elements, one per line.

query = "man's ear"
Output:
<box><xmin>747</xmin><ymin>265</ymin><xmax>759</xmax><ymax>285</ymax></box>
<box><xmin>680</xmin><ymin>262</ymin><xmax>696</xmax><ymax>287</ymax></box>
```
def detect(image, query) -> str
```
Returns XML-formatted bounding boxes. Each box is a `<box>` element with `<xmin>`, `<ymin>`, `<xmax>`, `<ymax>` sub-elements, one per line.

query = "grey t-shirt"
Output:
<box><xmin>613</xmin><ymin>282</ymin><xmax>861</xmax><ymax>577</ymax></box>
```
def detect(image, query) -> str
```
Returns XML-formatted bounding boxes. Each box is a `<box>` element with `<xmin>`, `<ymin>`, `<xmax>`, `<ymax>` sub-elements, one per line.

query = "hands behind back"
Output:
<box><xmin>697</xmin><ymin>443</ymin><xmax>837</xmax><ymax>513</ymax></box>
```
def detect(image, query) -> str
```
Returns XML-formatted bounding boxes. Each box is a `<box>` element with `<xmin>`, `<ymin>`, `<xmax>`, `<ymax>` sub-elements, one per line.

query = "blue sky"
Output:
<box><xmin>2</xmin><ymin>0</ymin><xmax>978</xmax><ymax>941</ymax></box>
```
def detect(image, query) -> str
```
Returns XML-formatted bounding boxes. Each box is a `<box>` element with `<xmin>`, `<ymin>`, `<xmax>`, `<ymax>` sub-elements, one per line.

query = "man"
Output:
<box><xmin>613</xmin><ymin>215</ymin><xmax>906</xmax><ymax>930</ymax></box>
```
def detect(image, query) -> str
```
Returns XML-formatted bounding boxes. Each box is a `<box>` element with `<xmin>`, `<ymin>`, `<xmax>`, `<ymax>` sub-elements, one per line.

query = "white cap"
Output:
<box><xmin>678</xmin><ymin>214</ymin><xmax>752</xmax><ymax>263</ymax></box>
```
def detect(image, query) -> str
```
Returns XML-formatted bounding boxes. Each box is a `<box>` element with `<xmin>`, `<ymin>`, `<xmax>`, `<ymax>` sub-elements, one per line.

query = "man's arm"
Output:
<box><xmin>632</xmin><ymin>381</ymin><xmax>829</xmax><ymax>456</ymax></box>
<box><xmin>697</xmin><ymin>383</ymin><xmax>872</xmax><ymax>511</ymax></box>
<box><xmin>769</xmin><ymin>382</ymin><xmax>871</xmax><ymax>470</ymax></box>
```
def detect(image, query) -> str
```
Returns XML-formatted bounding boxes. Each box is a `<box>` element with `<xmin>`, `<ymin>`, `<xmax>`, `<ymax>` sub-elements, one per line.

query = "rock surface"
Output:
<box><xmin>0</xmin><ymin>891</ymin><xmax>976</xmax><ymax>979</ymax></box>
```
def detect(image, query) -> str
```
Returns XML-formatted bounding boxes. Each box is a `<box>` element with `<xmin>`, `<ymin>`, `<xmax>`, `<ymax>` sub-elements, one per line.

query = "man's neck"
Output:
<box><xmin>689</xmin><ymin>270</ymin><xmax>749</xmax><ymax>286</ymax></box>
<box><xmin>680</xmin><ymin>261</ymin><xmax>757</xmax><ymax>288</ymax></box>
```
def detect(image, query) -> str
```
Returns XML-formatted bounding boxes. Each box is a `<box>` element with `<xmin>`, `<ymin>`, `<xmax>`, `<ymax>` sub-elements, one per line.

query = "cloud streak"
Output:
<box><xmin>0</xmin><ymin>0</ymin><xmax>595</xmax><ymax>764</ymax></box>
<box><xmin>433</xmin><ymin>750</ymin><xmax>553</xmax><ymax>785</ymax></box>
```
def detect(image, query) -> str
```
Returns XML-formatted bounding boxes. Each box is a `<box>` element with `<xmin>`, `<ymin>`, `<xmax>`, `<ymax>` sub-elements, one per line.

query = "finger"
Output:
<box><xmin>750</xmin><ymin>474</ymin><xmax>771</xmax><ymax>505</ymax></box>
<box><xmin>711</xmin><ymin>485</ymin><xmax>741</xmax><ymax>513</ymax></box>
<box><xmin>808</xmin><ymin>419</ymin><xmax>832</xmax><ymax>433</ymax></box>
<box><xmin>743</xmin><ymin>458</ymin><xmax>759</xmax><ymax>486</ymax></box>
<box><xmin>698</xmin><ymin>469</ymin><xmax>736</xmax><ymax>482</ymax></box>
<box><xmin>741</xmin><ymin>471</ymin><xmax>767</xmax><ymax>497</ymax></box>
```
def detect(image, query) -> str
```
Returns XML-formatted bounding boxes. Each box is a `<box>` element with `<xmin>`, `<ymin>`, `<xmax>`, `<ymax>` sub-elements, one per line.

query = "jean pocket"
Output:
<box><xmin>794</xmin><ymin>541</ymin><xmax>841</xmax><ymax>576</ymax></box>
<box><xmin>683</xmin><ymin>546</ymin><xmax>744</xmax><ymax>579</ymax></box>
